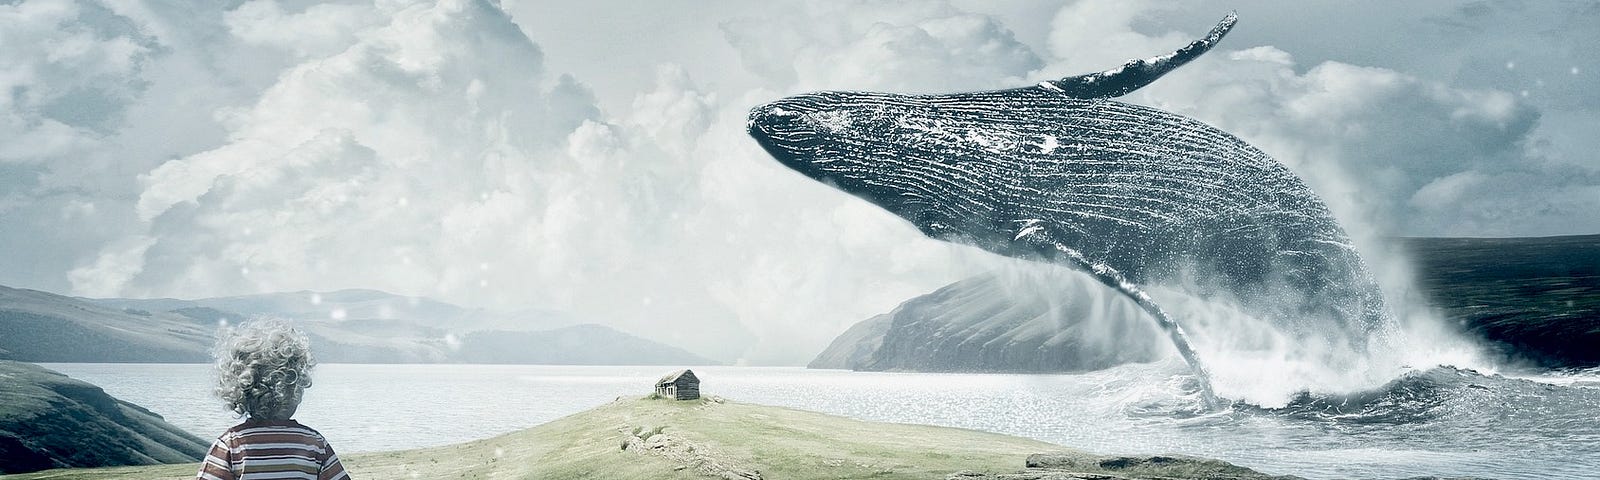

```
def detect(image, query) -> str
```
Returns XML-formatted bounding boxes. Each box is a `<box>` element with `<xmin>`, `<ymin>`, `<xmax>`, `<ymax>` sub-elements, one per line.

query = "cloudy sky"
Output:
<box><xmin>2</xmin><ymin>0</ymin><xmax>1595</xmax><ymax>364</ymax></box>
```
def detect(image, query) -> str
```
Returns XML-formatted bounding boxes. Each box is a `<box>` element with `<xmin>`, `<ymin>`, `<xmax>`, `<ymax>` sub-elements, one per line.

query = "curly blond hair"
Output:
<box><xmin>213</xmin><ymin>319</ymin><xmax>316</xmax><ymax>420</ymax></box>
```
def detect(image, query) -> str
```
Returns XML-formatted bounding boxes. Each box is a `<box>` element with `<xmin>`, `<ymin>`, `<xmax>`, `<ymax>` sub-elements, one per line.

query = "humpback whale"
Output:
<box><xmin>747</xmin><ymin>13</ymin><xmax>1394</xmax><ymax>407</ymax></box>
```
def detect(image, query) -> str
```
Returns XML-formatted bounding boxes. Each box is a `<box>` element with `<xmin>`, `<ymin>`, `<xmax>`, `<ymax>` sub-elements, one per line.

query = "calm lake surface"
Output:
<box><xmin>42</xmin><ymin>363</ymin><xmax>1600</xmax><ymax>480</ymax></box>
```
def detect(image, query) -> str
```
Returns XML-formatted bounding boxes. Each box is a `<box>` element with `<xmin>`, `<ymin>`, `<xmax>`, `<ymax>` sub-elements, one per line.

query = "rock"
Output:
<box><xmin>1027</xmin><ymin>452</ymin><xmax>1287</xmax><ymax>478</ymax></box>
<box><xmin>807</xmin><ymin>312</ymin><xmax>893</xmax><ymax>369</ymax></box>
<box><xmin>623</xmin><ymin>427</ymin><xmax>762</xmax><ymax>480</ymax></box>
<box><xmin>947</xmin><ymin>452</ymin><xmax>1302</xmax><ymax>480</ymax></box>
<box><xmin>0</xmin><ymin>360</ymin><xmax>207</xmax><ymax>474</ymax></box>
<box><xmin>947</xmin><ymin>470</ymin><xmax>1120</xmax><ymax>480</ymax></box>
<box><xmin>811</xmin><ymin>270</ymin><xmax>1165</xmax><ymax>373</ymax></box>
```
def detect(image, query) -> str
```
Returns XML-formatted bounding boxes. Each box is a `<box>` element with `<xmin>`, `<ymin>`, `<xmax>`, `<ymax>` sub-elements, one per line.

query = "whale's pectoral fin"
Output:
<box><xmin>1039</xmin><ymin>12</ymin><xmax>1237</xmax><ymax>99</ymax></box>
<box><xmin>1012</xmin><ymin>223</ymin><xmax>1220</xmax><ymax>408</ymax></box>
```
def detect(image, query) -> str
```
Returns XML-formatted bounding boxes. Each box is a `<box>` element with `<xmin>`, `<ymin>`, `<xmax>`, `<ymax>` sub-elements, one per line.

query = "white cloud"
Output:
<box><xmin>68</xmin><ymin>0</ymin><xmax>1013</xmax><ymax>364</ymax></box>
<box><xmin>1042</xmin><ymin>0</ymin><xmax>1188</xmax><ymax>74</ymax></box>
<box><xmin>627</xmin><ymin>65</ymin><xmax>716</xmax><ymax>155</ymax></box>
<box><xmin>721</xmin><ymin>1</ymin><xmax>1040</xmax><ymax>93</ymax></box>
<box><xmin>103</xmin><ymin>0</ymin><xmax>573</xmax><ymax>296</ymax></box>
<box><xmin>4</xmin><ymin>0</ymin><xmax>1596</xmax><ymax>367</ymax></box>
<box><xmin>0</xmin><ymin>0</ymin><xmax>152</xmax><ymax>163</ymax></box>
<box><xmin>67</xmin><ymin>235</ymin><xmax>155</xmax><ymax>297</ymax></box>
<box><xmin>1411</xmin><ymin>169</ymin><xmax>1600</xmax><ymax>236</ymax></box>
<box><xmin>224</xmin><ymin>0</ymin><xmax>380</xmax><ymax>59</ymax></box>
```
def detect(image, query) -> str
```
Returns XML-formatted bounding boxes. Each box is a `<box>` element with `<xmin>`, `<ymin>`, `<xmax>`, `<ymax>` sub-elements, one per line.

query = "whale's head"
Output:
<box><xmin>747</xmin><ymin>92</ymin><xmax>887</xmax><ymax>182</ymax></box>
<box><xmin>747</xmin><ymin>91</ymin><xmax>991</xmax><ymax>241</ymax></box>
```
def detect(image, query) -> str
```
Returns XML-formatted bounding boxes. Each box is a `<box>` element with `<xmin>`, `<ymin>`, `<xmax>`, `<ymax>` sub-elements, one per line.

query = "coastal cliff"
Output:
<box><xmin>811</xmin><ymin>270</ymin><xmax>1165</xmax><ymax>373</ymax></box>
<box><xmin>816</xmin><ymin>234</ymin><xmax>1600</xmax><ymax>373</ymax></box>
<box><xmin>0</xmin><ymin>361</ymin><xmax>206</xmax><ymax>474</ymax></box>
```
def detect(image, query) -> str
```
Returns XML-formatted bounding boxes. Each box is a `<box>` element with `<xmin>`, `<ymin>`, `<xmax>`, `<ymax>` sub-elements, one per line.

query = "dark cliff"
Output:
<box><xmin>812</xmin><ymin>270</ymin><xmax>1165</xmax><ymax>373</ymax></box>
<box><xmin>0</xmin><ymin>361</ymin><xmax>208</xmax><ymax>474</ymax></box>
<box><xmin>814</xmin><ymin>234</ymin><xmax>1600</xmax><ymax>372</ymax></box>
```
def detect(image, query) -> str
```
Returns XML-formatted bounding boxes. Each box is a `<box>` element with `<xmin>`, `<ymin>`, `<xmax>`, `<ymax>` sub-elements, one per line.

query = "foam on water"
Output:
<box><xmin>1151</xmin><ymin>286</ymin><xmax>1496</xmax><ymax>408</ymax></box>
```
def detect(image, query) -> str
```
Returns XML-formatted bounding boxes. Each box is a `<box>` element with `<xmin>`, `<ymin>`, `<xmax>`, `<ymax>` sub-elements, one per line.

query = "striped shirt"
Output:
<box><xmin>195</xmin><ymin>420</ymin><xmax>350</xmax><ymax>480</ymax></box>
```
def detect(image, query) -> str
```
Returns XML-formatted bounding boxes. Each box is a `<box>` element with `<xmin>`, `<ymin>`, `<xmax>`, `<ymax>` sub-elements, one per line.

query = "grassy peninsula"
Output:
<box><xmin>2</xmin><ymin>396</ymin><xmax>1282</xmax><ymax>480</ymax></box>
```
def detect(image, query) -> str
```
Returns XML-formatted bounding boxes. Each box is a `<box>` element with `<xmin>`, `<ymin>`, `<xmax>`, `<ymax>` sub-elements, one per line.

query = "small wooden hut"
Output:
<box><xmin>654</xmin><ymin>369</ymin><xmax>700</xmax><ymax>400</ymax></box>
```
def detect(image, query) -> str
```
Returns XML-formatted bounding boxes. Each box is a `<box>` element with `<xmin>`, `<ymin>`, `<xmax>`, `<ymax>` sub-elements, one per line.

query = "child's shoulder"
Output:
<box><xmin>223</xmin><ymin>419</ymin><xmax>330</xmax><ymax>442</ymax></box>
<box><xmin>284</xmin><ymin>420</ymin><xmax>330</xmax><ymax>439</ymax></box>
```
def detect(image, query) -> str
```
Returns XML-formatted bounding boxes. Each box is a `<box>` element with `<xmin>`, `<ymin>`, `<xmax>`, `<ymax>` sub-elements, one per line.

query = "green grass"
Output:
<box><xmin>2</xmin><ymin>396</ymin><xmax>1279</xmax><ymax>480</ymax></box>
<box><xmin>0</xmin><ymin>396</ymin><xmax>1063</xmax><ymax>480</ymax></box>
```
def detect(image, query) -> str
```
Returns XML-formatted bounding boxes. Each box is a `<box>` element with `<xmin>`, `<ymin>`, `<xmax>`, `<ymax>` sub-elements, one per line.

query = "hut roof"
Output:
<box><xmin>656</xmin><ymin>369</ymin><xmax>696</xmax><ymax>385</ymax></box>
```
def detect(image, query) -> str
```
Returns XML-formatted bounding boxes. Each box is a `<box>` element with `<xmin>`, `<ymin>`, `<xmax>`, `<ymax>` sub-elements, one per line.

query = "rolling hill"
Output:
<box><xmin>0</xmin><ymin>286</ymin><xmax>715</xmax><ymax>366</ymax></box>
<box><xmin>0</xmin><ymin>396</ymin><xmax>1289</xmax><ymax>480</ymax></box>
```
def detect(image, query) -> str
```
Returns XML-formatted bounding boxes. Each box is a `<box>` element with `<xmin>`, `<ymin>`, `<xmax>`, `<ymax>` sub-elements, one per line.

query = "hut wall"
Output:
<box><xmin>673</xmin><ymin>378</ymin><xmax>699</xmax><ymax>400</ymax></box>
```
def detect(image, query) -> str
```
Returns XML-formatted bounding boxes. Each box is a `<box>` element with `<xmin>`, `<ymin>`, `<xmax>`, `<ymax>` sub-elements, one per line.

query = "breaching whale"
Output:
<box><xmin>747</xmin><ymin>13</ymin><xmax>1393</xmax><ymax>407</ymax></box>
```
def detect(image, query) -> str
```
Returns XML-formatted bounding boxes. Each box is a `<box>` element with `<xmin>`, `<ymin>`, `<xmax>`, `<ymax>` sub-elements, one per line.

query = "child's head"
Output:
<box><xmin>213</xmin><ymin>319</ymin><xmax>316</xmax><ymax>421</ymax></box>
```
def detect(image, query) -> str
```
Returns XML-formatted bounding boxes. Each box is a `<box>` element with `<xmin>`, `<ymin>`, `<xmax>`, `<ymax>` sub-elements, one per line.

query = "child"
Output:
<box><xmin>196</xmin><ymin>320</ymin><xmax>350</xmax><ymax>480</ymax></box>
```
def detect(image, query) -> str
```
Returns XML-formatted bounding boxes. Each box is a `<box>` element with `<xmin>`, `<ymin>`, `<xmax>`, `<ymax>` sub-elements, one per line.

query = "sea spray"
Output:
<box><xmin>975</xmin><ymin>254</ymin><xmax>1494</xmax><ymax>409</ymax></box>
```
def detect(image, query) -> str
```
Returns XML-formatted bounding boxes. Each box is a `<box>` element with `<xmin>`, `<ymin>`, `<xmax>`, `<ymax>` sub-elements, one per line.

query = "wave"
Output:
<box><xmin>1257</xmin><ymin>366</ymin><xmax>1600</xmax><ymax>429</ymax></box>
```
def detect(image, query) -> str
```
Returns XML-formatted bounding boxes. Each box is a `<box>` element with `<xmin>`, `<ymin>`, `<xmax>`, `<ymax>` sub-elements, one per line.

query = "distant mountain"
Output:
<box><xmin>88</xmin><ymin>288</ymin><xmax>569</xmax><ymax>331</ymax></box>
<box><xmin>0</xmin><ymin>360</ymin><xmax>207</xmax><ymax>474</ymax></box>
<box><xmin>814</xmin><ymin>234</ymin><xmax>1600</xmax><ymax>372</ymax></box>
<box><xmin>811</xmin><ymin>270</ymin><xmax>1165</xmax><ymax>373</ymax></box>
<box><xmin>0</xmin><ymin>286</ymin><xmax>717</xmax><ymax>366</ymax></box>
<box><xmin>0</xmin><ymin>286</ymin><xmax>213</xmax><ymax>363</ymax></box>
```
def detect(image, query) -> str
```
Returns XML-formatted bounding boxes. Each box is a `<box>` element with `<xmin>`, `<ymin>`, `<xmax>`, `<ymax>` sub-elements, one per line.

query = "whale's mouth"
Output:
<box><xmin>747</xmin><ymin>102</ymin><xmax>825</xmax><ymax>176</ymax></box>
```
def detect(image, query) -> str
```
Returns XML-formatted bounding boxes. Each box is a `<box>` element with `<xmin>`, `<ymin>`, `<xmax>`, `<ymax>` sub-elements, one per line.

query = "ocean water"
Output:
<box><xmin>42</xmin><ymin>362</ymin><xmax>1600</xmax><ymax>480</ymax></box>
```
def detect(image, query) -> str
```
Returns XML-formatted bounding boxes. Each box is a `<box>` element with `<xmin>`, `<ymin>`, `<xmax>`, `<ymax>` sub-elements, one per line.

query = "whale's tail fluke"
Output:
<box><xmin>1040</xmin><ymin>12</ymin><xmax>1238</xmax><ymax>99</ymax></box>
